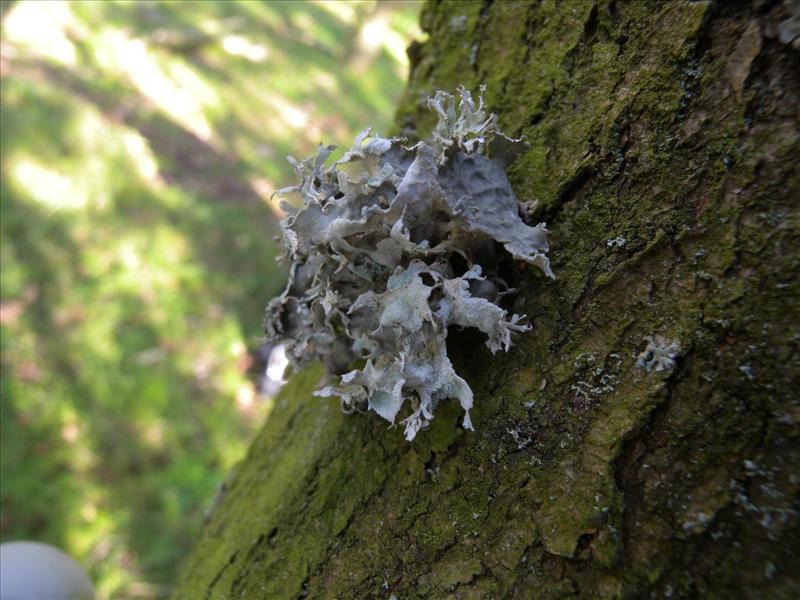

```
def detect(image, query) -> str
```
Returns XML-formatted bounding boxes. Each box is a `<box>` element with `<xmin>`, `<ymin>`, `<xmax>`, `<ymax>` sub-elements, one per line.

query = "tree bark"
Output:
<box><xmin>173</xmin><ymin>1</ymin><xmax>799</xmax><ymax>598</ymax></box>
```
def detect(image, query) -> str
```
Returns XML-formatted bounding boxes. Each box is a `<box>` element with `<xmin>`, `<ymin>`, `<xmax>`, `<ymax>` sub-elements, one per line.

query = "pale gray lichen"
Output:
<box><xmin>264</xmin><ymin>86</ymin><xmax>553</xmax><ymax>440</ymax></box>
<box><xmin>636</xmin><ymin>335</ymin><xmax>681</xmax><ymax>373</ymax></box>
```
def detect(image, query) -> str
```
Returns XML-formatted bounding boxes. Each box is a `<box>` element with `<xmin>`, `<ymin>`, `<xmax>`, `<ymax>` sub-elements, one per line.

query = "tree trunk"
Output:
<box><xmin>173</xmin><ymin>1</ymin><xmax>799</xmax><ymax>598</ymax></box>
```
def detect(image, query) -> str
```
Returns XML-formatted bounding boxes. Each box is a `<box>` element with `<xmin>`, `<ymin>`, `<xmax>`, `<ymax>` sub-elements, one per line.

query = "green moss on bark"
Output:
<box><xmin>174</xmin><ymin>1</ymin><xmax>799</xmax><ymax>598</ymax></box>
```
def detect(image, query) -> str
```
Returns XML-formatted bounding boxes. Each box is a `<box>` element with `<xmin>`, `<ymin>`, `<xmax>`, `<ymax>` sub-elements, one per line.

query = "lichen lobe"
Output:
<box><xmin>265</xmin><ymin>86</ymin><xmax>552</xmax><ymax>440</ymax></box>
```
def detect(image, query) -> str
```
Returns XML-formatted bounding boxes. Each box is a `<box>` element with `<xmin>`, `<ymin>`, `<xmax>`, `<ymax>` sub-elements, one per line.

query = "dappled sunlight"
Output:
<box><xmin>11</xmin><ymin>160</ymin><xmax>92</xmax><ymax>211</ymax></box>
<box><xmin>313</xmin><ymin>0</ymin><xmax>361</xmax><ymax>25</ymax></box>
<box><xmin>221</xmin><ymin>34</ymin><xmax>269</xmax><ymax>63</ymax></box>
<box><xmin>7</xmin><ymin>100</ymin><xmax>164</xmax><ymax>213</ymax></box>
<box><xmin>285</xmin><ymin>10</ymin><xmax>325</xmax><ymax>47</ymax></box>
<box><xmin>311</xmin><ymin>68</ymin><xmax>339</xmax><ymax>93</ymax></box>
<box><xmin>359</xmin><ymin>13</ymin><xmax>410</xmax><ymax>69</ymax></box>
<box><xmin>119</xmin><ymin>130</ymin><xmax>163</xmax><ymax>187</ymax></box>
<box><xmin>252</xmin><ymin>184</ymin><xmax>287</xmax><ymax>219</ymax></box>
<box><xmin>271</xmin><ymin>94</ymin><xmax>311</xmax><ymax>130</ymax></box>
<box><xmin>91</xmin><ymin>28</ymin><xmax>217</xmax><ymax>143</ymax></box>
<box><xmin>1</xmin><ymin>1</ymin><xmax>423</xmax><ymax>597</ymax></box>
<box><xmin>383</xmin><ymin>16</ymin><xmax>418</xmax><ymax>69</ymax></box>
<box><xmin>235</xmin><ymin>384</ymin><xmax>257</xmax><ymax>415</ymax></box>
<box><xmin>1</xmin><ymin>0</ymin><xmax>83</xmax><ymax>66</ymax></box>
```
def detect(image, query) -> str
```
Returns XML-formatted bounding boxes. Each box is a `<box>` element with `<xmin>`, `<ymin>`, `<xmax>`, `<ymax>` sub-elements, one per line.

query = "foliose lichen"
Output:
<box><xmin>264</xmin><ymin>86</ymin><xmax>553</xmax><ymax>440</ymax></box>
<box><xmin>636</xmin><ymin>335</ymin><xmax>681</xmax><ymax>373</ymax></box>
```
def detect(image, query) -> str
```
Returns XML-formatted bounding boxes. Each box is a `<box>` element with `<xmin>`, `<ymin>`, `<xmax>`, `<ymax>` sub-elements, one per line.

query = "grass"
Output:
<box><xmin>0</xmin><ymin>1</ymin><xmax>422</xmax><ymax>597</ymax></box>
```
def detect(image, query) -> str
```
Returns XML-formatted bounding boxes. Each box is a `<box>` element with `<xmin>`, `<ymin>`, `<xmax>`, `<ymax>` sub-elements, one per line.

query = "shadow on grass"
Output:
<box><xmin>0</xmin><ymin>0</ymin><xmax>421</xmax><ymax>595</ymax></box>
<box><xmin>0</xmin><ymin>71</ymin><xmax>280</xmax><ymax>595</ymax></box>
<box><xmin>11</xmin><ymin>54</ymin><xmax>286</xmax><ymax>314</ymax></box>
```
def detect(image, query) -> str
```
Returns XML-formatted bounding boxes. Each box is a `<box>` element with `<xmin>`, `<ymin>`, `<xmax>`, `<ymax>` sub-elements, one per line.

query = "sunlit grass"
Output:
<box><xmin>0</xmin><ymin>1</ymin><xmax>423</xmax><ymax>597</ymax></box>
<box><xmin>90</xmin><ymin>27</ymin><xmax>219</xmax><ymax>142</ymax></box>
<box><xmin>1</xmin><ymin>0</ymin><xmax>82</xmax><ymax>66</ymax></box>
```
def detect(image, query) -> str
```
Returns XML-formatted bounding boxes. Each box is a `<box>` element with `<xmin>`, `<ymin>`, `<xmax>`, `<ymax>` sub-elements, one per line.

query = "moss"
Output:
<box><xmin>174</xmin><ymin>1</ymin><xmax>800</xmax><ymax>598</ymax></box>
<box><xmin>420</xmin><ymin>554</ymin><xmax>483</xmax><ymax>590</ymax></box>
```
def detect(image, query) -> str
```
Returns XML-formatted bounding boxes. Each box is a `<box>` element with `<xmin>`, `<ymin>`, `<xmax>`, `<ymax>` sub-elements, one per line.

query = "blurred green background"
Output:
<box><xmin>0</xmin><ymin>1</ymin><xmax>421</xmax><ymax>597</ymax></box>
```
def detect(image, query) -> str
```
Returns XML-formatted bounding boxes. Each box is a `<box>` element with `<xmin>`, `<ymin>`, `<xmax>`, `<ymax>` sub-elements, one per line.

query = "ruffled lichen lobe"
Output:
<box><xmin>265</xmin><ymin>86</ymin><xmax>552</xmax><ymax>440</ymax></box>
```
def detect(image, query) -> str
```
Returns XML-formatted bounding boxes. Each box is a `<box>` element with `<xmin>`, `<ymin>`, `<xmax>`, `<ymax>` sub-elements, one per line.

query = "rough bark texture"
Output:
<box><xmin>174</xmin><ymin>1</ymin><xmax>799</xmax><ymax>598</ymax></box>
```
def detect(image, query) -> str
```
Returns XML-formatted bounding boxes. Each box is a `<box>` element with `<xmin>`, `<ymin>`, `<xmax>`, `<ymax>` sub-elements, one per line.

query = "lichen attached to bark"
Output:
<box><xmin>265</xmin><ymin>86</ymin><xmax>553</xmax><ymax>440</ymax></box>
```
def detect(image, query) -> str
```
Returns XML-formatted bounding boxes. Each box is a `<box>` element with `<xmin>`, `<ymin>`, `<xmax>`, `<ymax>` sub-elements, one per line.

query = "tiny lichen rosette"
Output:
<box><xmin>265</xmin><ymin>86</ymin><xmax>553</xmax><ymax>441</ymax></box>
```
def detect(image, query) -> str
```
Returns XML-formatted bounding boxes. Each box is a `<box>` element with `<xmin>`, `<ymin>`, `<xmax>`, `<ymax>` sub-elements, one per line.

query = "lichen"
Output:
<box><xmin>265</xmin><ymin>86</ymin><xmax>553</xmax><ymax>440</ymax></box>
<box><xmin>636</xmin><ymin>335</ymin><xmax>681</xmax><ymax>373</ymax></box>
